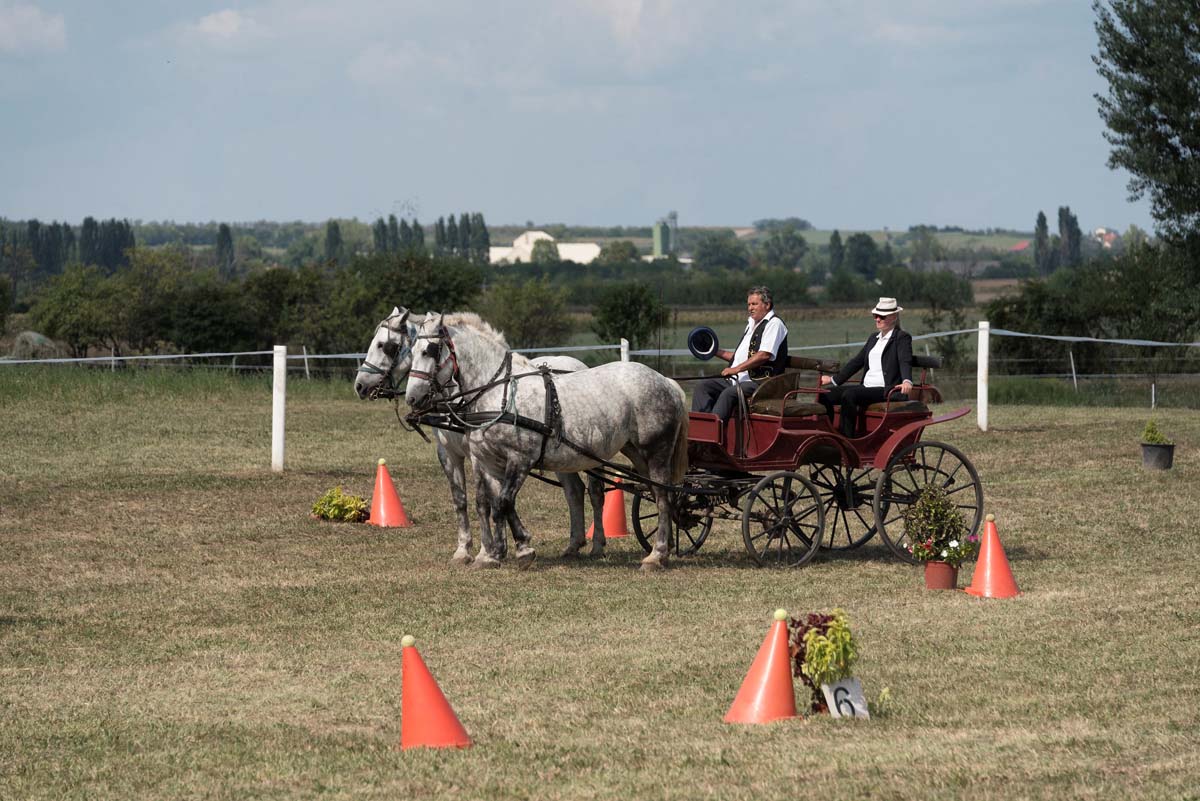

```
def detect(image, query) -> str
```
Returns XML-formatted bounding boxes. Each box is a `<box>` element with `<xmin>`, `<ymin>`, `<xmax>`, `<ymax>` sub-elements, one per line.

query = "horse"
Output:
<box><xmin>404</xmin><ymin>312</ymin><xmax>690</xmax><ymax>570</ymax></box>
<box><xmin>354</xmin><ymin>307</ymin><xmax>600</xmax><ymax>565</ymax></box>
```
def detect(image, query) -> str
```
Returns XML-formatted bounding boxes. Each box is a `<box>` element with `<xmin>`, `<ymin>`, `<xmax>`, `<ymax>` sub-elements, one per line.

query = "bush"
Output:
<box><xmin>311</xmin><ymin>487</ymin><xmax>369</xmax><ymax>522</ymax></box>
<box><xmin>1141</xmin><ymin>419</ymin><xmax>1172</xmax><ymax>445</ymax></box>
<box><xmin>788</xmin><ymin>609</ymin><xmax>858</xmax><ymax>713</ymax></box>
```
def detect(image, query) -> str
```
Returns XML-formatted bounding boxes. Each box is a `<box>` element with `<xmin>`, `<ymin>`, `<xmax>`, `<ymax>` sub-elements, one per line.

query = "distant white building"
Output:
<box><xmin>489</xmin><ymin>230</ymin><xmax>602</xmax><ymax>265</ymax></box>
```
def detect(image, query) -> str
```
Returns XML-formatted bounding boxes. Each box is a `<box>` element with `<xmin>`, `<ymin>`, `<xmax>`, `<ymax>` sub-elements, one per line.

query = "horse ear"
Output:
<box><xmin>391</xmin><ymin>306</ymin><xmax>402</xmax><ymax>318</ymax></box>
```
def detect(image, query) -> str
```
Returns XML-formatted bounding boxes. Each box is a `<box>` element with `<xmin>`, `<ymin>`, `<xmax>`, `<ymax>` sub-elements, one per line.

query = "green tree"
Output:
<box><xmin>469</xmin><ymin>212</ymin><xmax>490</xmax><ymax>264</ymax></box>
<box><xmin>0</xmin><ymin>273</ymin><xmax>12</xmax><ymax>334</ymax></box>
<box><xmin>758</xmin><ymin>226</ymin><xmax>809</xmax><ymax>270</ymax></box>
<box><xmin>480</xmin><ymin>277</ymin><xmax>571</xmax><ymax>348</ymax></box>
<box><xmin>907</xmin><ymin>225</ymin><xmax>945</xmax><ymax>268</ymax></box>
<box><xmin>446</xmin><ymin>216</ymin><xmax>459</xmax><ymax>256</ymax></box>
<box><xmin>824</xmin><ymin>269</ymin><xmax>869</xmax><ymax>303</ymax></box>
<box><xmin>434</xmin><ymin>217</ymin><xmax>446</xmax><ymax>253</ymax></box>
<box><xmin>591</xmin><ymin>282</ymin><xmax>668</xmax><ymax>349</ymax></box>
<box><xmin>844</xmin><ymin>232</ymin><xmax>881</xmax><ymax>279</ymax></box>
<box><xmin>216</xmin><ymin>223</ymin><xmax>235</xmax><ymax>278</ymax></box>
<box><xmin>596</xmin><ymin>240</ymin><xmax>640</xmax><ymax>264</ymax></box>
<box><xmin>1034</xmin><ymin>211</ymin><xmax>1051</xmax><ymax>274</ymax></box>
<box><xmin>1057</xmin><ymin>206</ymin><xmax>1082</xmax><ymax>268</ymax></box>
<box><xmin>29</xmin><ymin>265</ymin><xmax>120</xmax><ymax>357</ymax></box>
<box><xmin>324</xmin><ymin>220</ymin><xmax>344</xmax><ymax>265</ymax></box>
<box><xmin>457</xmin><ymin>212</ymin><xmax>471</xmax><ymax>256</ymax></box>
<box><xmin>372</xmin><ymin>217</ymin><xmax>389</xmax><ymax>253</ymax></box>
<box><xmin>694</xmin><ymin>230</ymin><xmax>750</xmax><ymax>271</ymax></box>
<box><xmin>828</xmin><ymin>230</ymin><xmax>845</xmax><ymax>272</ymax></box>
<box><xmin>79</xmin><ymin>216</ymin><xmax>100</xmax><ymax>266</ymax></box>
<box><xmin>411</xmin><ymin>217</ymin><xmax>425</xmax><ymax>250</ymax></box>
<box><xmin>387</xmin><ymin>214</ymin><xmax>400</xmax><ymax>252</ymax></box>
<box><xmin>530</xmin><ymin>239</ymin><xmax>560</xmax><ymax>264</ymax></box>
<box><xmin>1094</xmin><ymin>0</ymin><xmax>1200</xmax><ymax>243</ymax></box>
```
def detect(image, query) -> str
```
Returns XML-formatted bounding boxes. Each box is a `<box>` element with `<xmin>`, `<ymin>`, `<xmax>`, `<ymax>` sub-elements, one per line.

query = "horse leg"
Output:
<box><xmin>436</xmin><ymin>440</ymin><xmax>473</xmax><ymax>566</ymax></box>
<box><xmin>586</xmin><ymin>474</ymin><xmax>607</xmax><ymax>557</ymax></box>
<box><xmin>492</xmin><ymin>462</ymin><xmax>534</xmax><ymax>569</ymax></box>
<box><xmin>624</xmin><ymin>446</ymin><xmax>672</xmax><ymax>571</ymax></box>
<box><xmin>559</xmin><ymin>472</ymin><xmax>587</xmax><ymax>558</ymax></box>
<box><xmin>470</xmin><ymin>468</ymin><xmax>503</xmax><ymax>569</ymax></box>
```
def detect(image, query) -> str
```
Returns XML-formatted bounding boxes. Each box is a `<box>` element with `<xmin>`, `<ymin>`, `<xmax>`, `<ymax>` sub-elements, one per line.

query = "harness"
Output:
<box><xmin>356</xmin><ymin>311</ymin><xmax>412</xmax><ymax>400</ymax></box>
<box><xmin>406</xmin><ymin>328</ymin><xmax>676</xmax><ymax>491</ymax></box>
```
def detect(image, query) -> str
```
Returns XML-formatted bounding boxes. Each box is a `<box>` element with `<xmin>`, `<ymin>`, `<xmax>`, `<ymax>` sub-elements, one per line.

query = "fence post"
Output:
<box><xmin>272</xmin><ymin>345</ymin><xmax>287</xmax><ymax>472</ymax></box>
<box><xmin>620</xmin><ymin>338</ymin><xmax>629</xmax><ymax>362</ymax></box>
<box><xmin>977</xmin><ymin>321</ymin><xmax>989</xmax><ymax>432</ymax></box>
<box><xmin>302</xmin><ymin>345</ymin><xmax>311</xmax><ymax>380</ymax></box>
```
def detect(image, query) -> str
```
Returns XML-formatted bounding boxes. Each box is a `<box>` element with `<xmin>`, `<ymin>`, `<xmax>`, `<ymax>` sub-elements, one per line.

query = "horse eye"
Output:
<box><xmin>424</xmin><ymin>343</ymin><xmax>441</xmax><ymax>359</ymax></box>
<box><xmin>381</xmin><ymin>341</ymin><xmax>399</xmax><ymax>359</ymax></box>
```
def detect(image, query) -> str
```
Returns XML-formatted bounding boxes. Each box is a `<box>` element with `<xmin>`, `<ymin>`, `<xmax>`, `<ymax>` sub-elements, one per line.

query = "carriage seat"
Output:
<box><xmin>748</xmin><ymin>372</ymin><xmax>826</xmax><ymax>417</ymax></box>
<box><xmin>863</xmin><ymin>354</ymin><xmax>943</xmax><ymax>412</ymax></box>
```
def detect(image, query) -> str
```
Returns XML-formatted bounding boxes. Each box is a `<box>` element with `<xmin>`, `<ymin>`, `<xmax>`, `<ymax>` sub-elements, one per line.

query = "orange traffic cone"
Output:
<box><xmin>399</xmin><ymin>635</ymin><xmax>472</xmax><ymax>750</ymax></box>
<box><xmin>369</xmin><ymin>458</ymin><xmax>411</xmax><ymax>527</ymax></box>
<box><xmin>964</xmin><ymin>514</ymin><xmax>1020</xmax><ymax>598</ymax></box>
<box><xmin>586</xmin><ymin>478</ymin><xmax>628</xmax><ymax>539</ymax></box>
<box><xmin>724</xmin><ymin>609</ymin><xmax>798</xmax><ymax>724</ymax></box>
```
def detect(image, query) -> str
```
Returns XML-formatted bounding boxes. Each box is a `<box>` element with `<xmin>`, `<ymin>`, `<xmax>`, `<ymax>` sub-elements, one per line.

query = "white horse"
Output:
<box><xmin>405</xmin><ymin>312</ymin><xmax>690</xmax><ymax>570</ymax></box>
<box><xmin>354</xmin><ymin>307</ymin><xmax>601</xmax><ymax>565</ymax></box>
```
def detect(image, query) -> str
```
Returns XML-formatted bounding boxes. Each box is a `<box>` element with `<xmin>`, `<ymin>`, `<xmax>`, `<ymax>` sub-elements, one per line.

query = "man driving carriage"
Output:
<box><xmin>691</xmin><ymin>286</ymin><xmax>789</xmax><ymax>422</ymax></box>
<box><xmin>819</xmin><ymin>297</ymin><xmax>914</xmax><ymax>438</ymax></box>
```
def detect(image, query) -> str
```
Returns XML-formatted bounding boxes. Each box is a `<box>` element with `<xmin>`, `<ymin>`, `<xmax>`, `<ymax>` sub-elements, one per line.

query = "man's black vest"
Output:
<box><xmin>747</xmin><ymin>316</ymin><xmax>788</xmax><ymax>380</ymax></box>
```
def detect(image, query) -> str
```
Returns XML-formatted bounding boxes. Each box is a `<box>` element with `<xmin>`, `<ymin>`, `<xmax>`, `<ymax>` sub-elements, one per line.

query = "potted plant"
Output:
<box><xmin>787</xmin><ymin>609</ymin><xmax>858</xmax><ymax>713</ymax></box>
<box><xmin>1141</xmin><ymin>419</ymin><xmax>1175</xmax><ymax>470</ymax></box>
<box><xmin>903</xmin><ymin>484</ymin><xmax>978</xmax><ymax>589</ymax></box>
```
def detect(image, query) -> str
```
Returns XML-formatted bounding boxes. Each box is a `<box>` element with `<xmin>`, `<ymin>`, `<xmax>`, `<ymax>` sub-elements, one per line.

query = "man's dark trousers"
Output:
<box><xmin>692</xmin><ymin>377</ymin><xmax>758</xmax><ymax>422</ymax></box>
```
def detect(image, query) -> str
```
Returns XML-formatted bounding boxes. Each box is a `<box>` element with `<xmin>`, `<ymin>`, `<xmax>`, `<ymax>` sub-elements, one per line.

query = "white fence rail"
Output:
<box><xmin>5</xmin><ymin>327</ymin><xmax>1200</xmax><ymax>470</ymax></box>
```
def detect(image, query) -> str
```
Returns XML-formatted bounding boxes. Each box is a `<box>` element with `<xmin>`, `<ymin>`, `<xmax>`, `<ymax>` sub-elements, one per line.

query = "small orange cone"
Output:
<box><xmin>399</xmin><ymin>635</ymin><xmax>472</xmax><ymax>750</ymax></box>
<box><xmin>586</xmin><ymin>478</ymin><xmax>628</xmax><ymax>539</ymax></box>
<box><xmin>724</xmin><ymin>609</ymin><xmax>798</xmax><ymax>724</ymax></box>
<box><xmin>964</xmin><ymin>514</ymin><xmax>1020</xmax><ymax>598</ymax></box>
<box><xmin>368</xmin><ymin>458</ymin><xmax>411</xmax><ymax>527</ymax></box>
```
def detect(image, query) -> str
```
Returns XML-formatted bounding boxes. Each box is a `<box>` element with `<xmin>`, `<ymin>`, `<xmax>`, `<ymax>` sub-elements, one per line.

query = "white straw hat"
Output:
<box><xmin>871</xmin><ymin>297</ymin><xmax>903</xmax><ymax>315</ymax></box>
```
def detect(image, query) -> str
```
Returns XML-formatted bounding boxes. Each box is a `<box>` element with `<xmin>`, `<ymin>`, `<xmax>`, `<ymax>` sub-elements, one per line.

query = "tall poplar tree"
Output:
<box><xmin>216</xmin><ymin>223</ymin><xmax>235</xmax><ymax>278</ymax></box>
<box><xmin>1034</xmin><ymin>211</ymin><xmax>1050</xmax><ymax>274</ymax></box>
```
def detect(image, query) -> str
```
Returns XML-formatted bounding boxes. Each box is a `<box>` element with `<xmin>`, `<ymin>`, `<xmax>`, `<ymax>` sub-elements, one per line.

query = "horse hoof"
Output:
<box><xmin>450</xmin><ymin>551</ymin><xmax>473</xmax><ymax>567</ymax></box>
<box><xmin>516</xmin><ymin>548</ymin><xmax>536</xmax><ymax>569</ymax></box>
<box><xmin>640</xmin><ymin>553</ymin><xmax>668</xmax><ymax>571</ymax></box>
<box><xmin>470</xmin><ymin>555</ymin><xmax>502</xmax><ymax>570</ymax></box>
<box><xmin>588</xmin><ymin>544</ymin><xmax>606</xmax><ymax>558</ymax></box>
<box><xmin>561</xmin><ymin>547</ymin><xmax>582</xmax><ymax>559</ymax></box>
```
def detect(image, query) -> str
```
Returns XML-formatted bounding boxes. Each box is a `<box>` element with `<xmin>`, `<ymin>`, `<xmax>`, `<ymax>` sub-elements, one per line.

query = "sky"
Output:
<box><xmin>0</xmin><ymin>0</ymin><xmax>1155</xmax><ymax>233</ymax></box>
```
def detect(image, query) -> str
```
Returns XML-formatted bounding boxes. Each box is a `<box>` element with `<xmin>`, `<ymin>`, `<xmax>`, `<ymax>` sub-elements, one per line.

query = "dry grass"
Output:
<box><xmin>1</xmin><ymin>368</ymin><xmax>1198</xmax><ymax>800</ymax></box>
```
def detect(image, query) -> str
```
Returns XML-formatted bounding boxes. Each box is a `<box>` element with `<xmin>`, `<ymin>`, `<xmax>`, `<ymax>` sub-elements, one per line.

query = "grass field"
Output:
<box><xmin>2</xmin><ymin>369</ymin><xmax>1198</xmax><ymax>800</ymax></box>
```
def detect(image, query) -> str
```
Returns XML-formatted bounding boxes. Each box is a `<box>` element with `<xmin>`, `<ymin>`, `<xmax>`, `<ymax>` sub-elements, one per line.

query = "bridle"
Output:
<box><xmin>357</xmin><ymin>313</ymin><xmax>412</xmax><ymax>399</ymax></box>
<box><xmin>409</xmin><ymin>325</ymin><xmax>461</xmax><ymax>404</ymax></box>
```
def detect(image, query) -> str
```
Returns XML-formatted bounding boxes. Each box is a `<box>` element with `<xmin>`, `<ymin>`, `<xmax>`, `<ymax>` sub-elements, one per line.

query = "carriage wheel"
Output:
<box><xmin>808</xmin><ymin>464</ymin><xmax>877</xmax><ymax>550</ymax></box>
<box><xmin>873</xmin><ymin>441</ymin><xmax>983</xmax><ymax>563</ymax></box>
<box><xmin>740</xmin><ymin>471</ymin><xmax>825</xmax><ymax>568</ymax></box>
<box><xmin>631</xmin><ymin>489</ymin><xmax>715</xmax><ymax>557</ymax></box>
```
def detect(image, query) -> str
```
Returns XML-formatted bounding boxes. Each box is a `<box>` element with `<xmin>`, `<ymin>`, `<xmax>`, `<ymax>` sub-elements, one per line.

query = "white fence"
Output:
<box><xmin>5</xmin><ymin>326</ymin><xmax>1200</xmax><ymax>470</ymax></box>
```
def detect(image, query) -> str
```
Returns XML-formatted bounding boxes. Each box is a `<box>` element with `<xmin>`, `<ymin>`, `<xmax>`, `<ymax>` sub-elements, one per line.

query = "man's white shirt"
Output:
<box><xmin>730</xmin><ymin>310</ymin><xmax>787</xmax><ymax>383</ymax></box>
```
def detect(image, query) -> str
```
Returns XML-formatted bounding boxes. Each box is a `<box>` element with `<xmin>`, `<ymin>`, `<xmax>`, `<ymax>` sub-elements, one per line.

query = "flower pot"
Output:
<box><xmin>1141</xmin><ymin>443</ymin><xmax>1174</xmax><ymax>470</ymax></box>
<box><xmin>923</xmin><ymin>561</ymin><xmax>958</xmax><ymax>590</ymax></box>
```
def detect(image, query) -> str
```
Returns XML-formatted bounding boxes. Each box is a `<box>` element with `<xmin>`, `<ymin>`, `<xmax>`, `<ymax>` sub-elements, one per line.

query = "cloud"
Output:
<box><xmin>0</xmin><ymin>2</ymin><xmax>65</xmax><ymax>54</ymax></box>
<box><xmin>182</xmin><ymin>8</ymin><xmax>262</xmax><ymax>46</ymax></box>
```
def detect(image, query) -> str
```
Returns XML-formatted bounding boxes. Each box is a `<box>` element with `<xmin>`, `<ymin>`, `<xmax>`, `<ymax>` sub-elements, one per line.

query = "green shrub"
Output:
<box><xmin>312</xmin><ymin>486</ymin><xmax>369</xmax><ymax>522</ymax></box>
<box><xmin>1142</xmin><ymin>419</ymin><xmax>1173</xmax><ymax>445</ymax></box>
<box><xmin>788</xmin><ymin>609</ymin><xmax>858</xmax><ymax>713</ymax></box>
<box><xmin>902</xmin><ymin>484</ymin><xmax>975</xmax><ymax>566</ymax></box>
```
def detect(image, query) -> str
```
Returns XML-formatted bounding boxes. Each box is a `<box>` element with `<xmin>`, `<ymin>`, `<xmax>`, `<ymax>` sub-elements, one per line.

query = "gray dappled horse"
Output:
<box><xmin>405</xmin><ymin>312</ymin><xmax>690</xmax><ymax>570</ymax></box>
<box><xmin>354</xmin><ymin>307</ymin><xmax>597</xmax><ymax>565</ymax></box>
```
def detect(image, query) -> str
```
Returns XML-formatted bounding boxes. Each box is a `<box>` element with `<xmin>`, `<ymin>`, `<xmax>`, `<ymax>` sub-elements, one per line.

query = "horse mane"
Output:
<box><xmin>442</xmin><ymin>312</ymin><xmax>510</xmax><ymax>347</ymax></box>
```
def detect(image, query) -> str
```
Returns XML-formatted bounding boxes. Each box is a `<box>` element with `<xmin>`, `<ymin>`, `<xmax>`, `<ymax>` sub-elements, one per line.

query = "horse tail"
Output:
<box><xmin>670</xmin><ymin>383</ymin><xmax>690</xmax><ymax>484</ymax></box>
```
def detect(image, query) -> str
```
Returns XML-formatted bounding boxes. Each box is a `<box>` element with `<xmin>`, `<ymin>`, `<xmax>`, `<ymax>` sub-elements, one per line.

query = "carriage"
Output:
<box><xmin>365</xmin><ymin>308</ymin><xmax>982</xmax><ymax>570</ymax></box>
<box><xmin>622</xmin><ymin>353</ymin><xmax>984</xmax><ymax>568</ymax></box>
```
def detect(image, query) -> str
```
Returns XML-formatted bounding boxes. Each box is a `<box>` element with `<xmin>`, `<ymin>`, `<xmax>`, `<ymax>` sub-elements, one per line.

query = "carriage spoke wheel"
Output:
<box><xmin>808</xmin><ymin>464</ymin><xmax>877</xmax><ymax>550</ymax></box>
<box><xmin>740</xmin><ymin>471</ymin><xmax>825</xmax><ymax>568</ymax></box>
<box><xmin>873</xmin><ymin>440</ymin><xmax>983</xmax><ymax>564</ymax></box>
<box><xmin>631</xmin><ymin>489</ymin><xmax>715</xmax><ymax>557</ymax></box>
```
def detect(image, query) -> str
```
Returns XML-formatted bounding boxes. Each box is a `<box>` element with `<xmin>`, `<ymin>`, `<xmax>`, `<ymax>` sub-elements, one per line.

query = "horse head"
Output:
<box><xmin>355</xmin><ymin>306</ymin><xmax>415</xmax><ymax>400</ymax></box>
<box><xmin>405</xmin><ymin>312</ymin><xmax>460</xmax><ymax>410</ymax></box>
